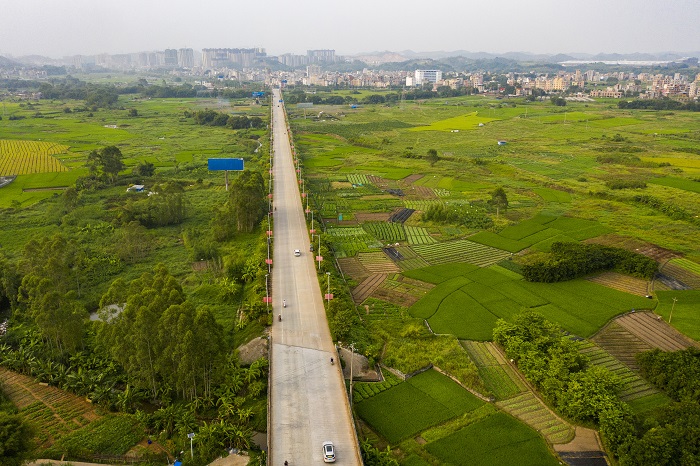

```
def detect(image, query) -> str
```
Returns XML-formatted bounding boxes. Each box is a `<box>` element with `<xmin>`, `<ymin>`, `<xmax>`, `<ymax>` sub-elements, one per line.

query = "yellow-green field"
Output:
<box><xmin>410</xmin><ymin>112</ymin><xmax>498</xmax><ymax>131</ymax></box>
<box><xmin>0</xmin><ymin>140</ymin><xmax>69</xmax><ymax>175</ymax></box>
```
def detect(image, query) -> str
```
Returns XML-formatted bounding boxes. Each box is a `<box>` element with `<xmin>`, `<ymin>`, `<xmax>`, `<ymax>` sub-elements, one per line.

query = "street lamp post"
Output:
<box><xmin>265</xmin><ymin>274</ymin><xmax>269</xmax><ymax>312</ymax></box>
<box><xmin>349</xmin><ymin>343</ymin><xmax>355</xmax><ymax>405</ymax></box>
<box><xmin>326</xmin><ymin>272</ymin><xmax>331</xmax><ymax>308</ymax></box>
<box><xmin>187</xmin><ymin>432</ymin><xmax>195</xmax><ymax>459</ymax></box>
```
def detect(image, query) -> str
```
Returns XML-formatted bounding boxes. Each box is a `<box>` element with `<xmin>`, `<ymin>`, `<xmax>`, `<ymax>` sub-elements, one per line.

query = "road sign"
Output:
<box><xmin>208</xmin><ymin>158</ymin><xmax>244</xmax><ymax>171</ymax></box>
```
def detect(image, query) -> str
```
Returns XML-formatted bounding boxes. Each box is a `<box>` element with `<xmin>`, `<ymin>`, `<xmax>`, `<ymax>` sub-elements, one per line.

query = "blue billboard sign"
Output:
<box><xmin>208</xmin><ymin>158</ymin><xmax>244</xmax><ymax>171</ymax></box>
<box><xmin>252</xmin><ymin>92</ymin><xmax>265</xmax><ymax>97</ymax></box>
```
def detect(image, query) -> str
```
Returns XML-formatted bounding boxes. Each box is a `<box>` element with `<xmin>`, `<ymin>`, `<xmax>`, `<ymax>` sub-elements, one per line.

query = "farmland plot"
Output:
<box><xmin>0</xmin><ymin>368</ymin><xmax>100</xmax><ymax>447</ymax></box>
<box><xmin>425</xmin><ymin>412</ymin><xmax>561</xmax><ymax>466</ymax></box>
<box><xmin>355</xmin><ymin>369</ymin><xmax>484</xmax><ymax>444</ymax></box>
<box><xmin>0</xmin><ymin>140</ymin><xmax>69</xmax><ymax>175</ymax></box>
<box><xmin>363</xmin><ymin>221</ymin><xmax>406</xmax><ymax>242</ymax></box>
<box><xmin>576</xmin><ymin>341</ymin><xmax>663</xmax><ymax>403</ymax></box>
<box><xmin>411</xmin><ymin>240</ymin><xmax>510</xmax><ymax>266</ymax></box>
<box><xmin>461</xmin><ymin>341</ymin><xmax>526</xmax><ymax>400</ymax></box>
<box><xmin>405</xmin><ymin>225</ymin><xmax>437</xmax><ymax>244</ymax></box>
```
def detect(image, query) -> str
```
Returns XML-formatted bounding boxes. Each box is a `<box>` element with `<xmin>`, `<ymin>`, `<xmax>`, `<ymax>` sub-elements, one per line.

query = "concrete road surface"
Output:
<box><xmin>269</xmin><ymin>89</ymin><xmax>361</xmax><ymax>466</ymax></box>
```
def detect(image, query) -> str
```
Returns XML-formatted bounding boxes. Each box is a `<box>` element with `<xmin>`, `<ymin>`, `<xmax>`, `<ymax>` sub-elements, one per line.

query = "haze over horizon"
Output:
<box><xmin>1</xmin><ymin>0</ymin><xmax>699</xmax><ymax>59</ymax></box>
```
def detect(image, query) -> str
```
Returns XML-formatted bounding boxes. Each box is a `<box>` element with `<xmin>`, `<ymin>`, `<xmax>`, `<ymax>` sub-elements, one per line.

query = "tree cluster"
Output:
<box><xmin>618</xmin><ymin>99</ymin><xmax>700</xmax><ymax>112</ymax></box>
<box><xmin>633</xmin><ymin>194</ymin><xmax>697</xmax><ymax>224</ymax></box>
<box><xmin>422</xmin><ymin>203</ymin><xmax>493</xmax><ymax>229</ymax></box>
<box><xmin>96</xmin><ymin>265</ymin><xmax>226</xmax><ymax>401</ymax></box>
<box><xmin>596</xmin><ymin>348</ymin><xmax>700</xmax><ymax>464</ymax></box>
<box><xmin>520</xmin><ymin>242</ymin><xmax>657</xmax><ymax>282</ymax></box>
<box><xmin>605</xmin><ymin>179</ymin><xmax>647</xmax><ymax>190</ymax></box>
<box><xmin>188</xmin><ymin>109</ymin><xmax>264</xmax><ymax>129</ymax></box>
<box><xmin>494</xmin><ymin>311</ymin><xmax>623</xmax><ymax>424</ymax></box>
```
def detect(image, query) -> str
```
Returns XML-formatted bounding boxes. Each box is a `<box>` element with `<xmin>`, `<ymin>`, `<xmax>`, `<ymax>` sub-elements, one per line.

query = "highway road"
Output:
<box><xmin>269</xmin><ymin>88</ymin><xmax>361</xmax><ymax>466</ymax></box>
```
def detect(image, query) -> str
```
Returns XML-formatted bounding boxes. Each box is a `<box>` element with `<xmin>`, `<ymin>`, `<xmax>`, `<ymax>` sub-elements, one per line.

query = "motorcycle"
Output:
<box><xmin>283</xmin><ymin>300</ymin><xmax>286</xmax><ymax>308</ymax></box>
<box><xmin>278</xmin><ymin>314</ymin><xmax>282</xmax><ymax>322</ymax></box>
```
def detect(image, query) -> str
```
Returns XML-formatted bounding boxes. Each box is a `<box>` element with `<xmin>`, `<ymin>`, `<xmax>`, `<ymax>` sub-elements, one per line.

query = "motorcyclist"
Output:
<box><xmin>330</xmin><ymin>357</ymin><xmax>334</xmax><ymax>365</ymax></box>
<box><xmin>278</xmin><ymin>314</ymin><xmax>281</xmax><ymax>322</ymax></box>
<box><xmin>283</xmin><ymin>299</ymin><xmax>286</xmax><ymax>308</ymax></box>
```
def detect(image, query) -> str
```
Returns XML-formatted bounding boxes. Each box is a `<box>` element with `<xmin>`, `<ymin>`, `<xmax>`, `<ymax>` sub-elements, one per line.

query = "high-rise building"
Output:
<box><xmin>164</xmin><ymin>49</ymin><xmax>178</xmax><ymax>67</ymax></box>
<box><xmin>307</xmin><ymin>49</ymin><xmax>336</xmax><ymax>63</ymax></box>
<box><xmin>178</xmin><ymin>48</ymin><xmax>194</xmax><ymax>68</ymax></box>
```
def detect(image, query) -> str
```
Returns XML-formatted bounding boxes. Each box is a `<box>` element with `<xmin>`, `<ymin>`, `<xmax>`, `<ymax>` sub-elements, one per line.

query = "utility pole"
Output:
<box><xmin>669</xmin><ymin>297</ymin><xmax>677</xmax><ymax>324</ymax></box>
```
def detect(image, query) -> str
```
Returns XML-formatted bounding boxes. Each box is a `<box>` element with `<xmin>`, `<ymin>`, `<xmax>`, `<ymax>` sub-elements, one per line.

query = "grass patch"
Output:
<box><xmin>654</xmin><ymin>290</ymin><xmax>700</xmax><ymax>341</ymax></box>
<box><xmin>355</xmin><ymin>369</ymin><xmax>484</xmax><ymax>444</ymax></box>
<box><xmin>425</xmin><ymin>412</ymin><xmax>559</xmax><ymax>466</ymax></box>
<box><xmin>648</xmin><ymin>176</ymin><xmax>700</xmax><ymax>193</ymax></box>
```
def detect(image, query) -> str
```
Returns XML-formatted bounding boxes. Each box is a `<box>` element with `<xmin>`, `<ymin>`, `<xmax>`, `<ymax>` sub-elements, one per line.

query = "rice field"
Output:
<box><xmin>0</xmin><ymin>140</ymin><xmax>70</xmax><ymax>175</ymax></box>
<box><xmin>411</xmin><ymin>239</ymin><xmax>511</xmax><ymax>267</ymax></box>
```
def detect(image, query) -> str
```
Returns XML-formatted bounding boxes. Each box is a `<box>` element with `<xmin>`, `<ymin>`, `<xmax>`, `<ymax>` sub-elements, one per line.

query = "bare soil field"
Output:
<box><xmin>614</xmin><ymin>311</ymin><xmax>699</xmax><ymax>351</ymax></box>
<box><xmin>352</xmin><ymin>273</ymin><xmax>388</xmax><ymax>304</ymax></box>
<box><xmin>659</xmin><ymin>262</ymin><xmax>700</xmax><ymax>289</ymax></box>
<box><xmin>585</xmin><ymin>234</ymin><xmax>679</xmax><ymax>262</ymax></box>
<box><xmin>586</xmin><ymin>271</ymin><xmax>650</xmax><ymax>296</ymax></box>
<box><xmin>337</xmin><ymin>256</ymin><xmax>370</xmax><ymax>282</ymax></box>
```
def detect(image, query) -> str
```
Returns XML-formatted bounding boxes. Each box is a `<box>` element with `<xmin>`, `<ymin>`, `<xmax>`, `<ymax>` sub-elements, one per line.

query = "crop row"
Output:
<box><xmin>412</xmin><ymin>240</ymin><xmax>510</xmax><ymax>266</ymax></box>
<box><xmin>347</xmin><ymin>173</ymin><xmax>369</xmax><ymax>185</ymax></box>
<box><xmin>405</xmin><ymin>226</ymin><xmax>436</xmax><ymax>245</ymax></box>
<box><xmin>353</xmin><ymin>371</ymin><xmax>403</xmax><ymax>403</ymax></box>
<box><xmin>363</xmin><ymin>222</ymin><xmax>406</xmax><ymax>242</ymax></box>
<box><xmin>0</xmin><ymin>153</ymin><xmax>68</xmax><ymax>176</ymax></box>
<box><xmin>671</xmin><ymin>258</ymin><xmax>700</xmax><ymax>275</ymax></box>
<box><xmin>576</xmin><ymin>341</ymin><xmax>659</xmax><ymax>401</ymax></box>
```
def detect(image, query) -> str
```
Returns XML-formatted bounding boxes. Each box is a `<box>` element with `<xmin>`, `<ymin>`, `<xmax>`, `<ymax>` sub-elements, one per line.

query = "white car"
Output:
<box><xmin>322</xmin><ymin>441</ymin><xmax>336</xmax><ymax>463</ymax></box>
<box><xmin>294</xmin><ymin>249</ymin><xmax>301</xmax><ymax>256</ymax></box>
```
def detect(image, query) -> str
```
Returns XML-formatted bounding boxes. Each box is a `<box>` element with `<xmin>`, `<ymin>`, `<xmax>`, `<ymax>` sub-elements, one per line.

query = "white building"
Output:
<box><xmin>414</xmin><ymin>69</ymin><xmax>442</xmax><ymax>86</ymax></box>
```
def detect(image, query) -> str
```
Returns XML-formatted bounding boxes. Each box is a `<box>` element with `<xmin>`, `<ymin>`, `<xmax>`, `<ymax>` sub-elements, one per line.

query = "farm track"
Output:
<box><xmin>660</xmin><ymin>261</ymin><xmax>700</xmax><ymax>289</ymax></box>
<box><xmin>615</xmin><ymin>311</ymin><xmax>699</xmax><ymax>351</ymax></box>
<box><xmin>586</xmin><ymin>271</ymin><xmax>649</xmax><ymax>296</ymax></box>
<box><xmin>576</xmin><ymin>341</ymin><xmax>659</xmax><ymax>401</ymax></box>
<box><xmin>351</xmin><ymin>274</ymin><xmax>387</xmax><ymax>304</ymax></box>
<box><xmin>0</xmin><ymin>368</ymin><xmax>100</xmax><ymax>447</ymax></box>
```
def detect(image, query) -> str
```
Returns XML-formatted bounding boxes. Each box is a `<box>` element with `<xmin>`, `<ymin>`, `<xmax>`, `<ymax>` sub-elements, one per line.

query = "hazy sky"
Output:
<box><xmin>2</xmin><ymin>0</ymin><xmax>699</xmax><ymax>58</ymax></box>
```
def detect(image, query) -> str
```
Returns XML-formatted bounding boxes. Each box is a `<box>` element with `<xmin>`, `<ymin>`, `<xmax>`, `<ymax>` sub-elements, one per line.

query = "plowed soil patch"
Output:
<box><xmin>352</xmin><ymin>274</ymin><xmax>387</xmax><ymax>304</ymax></box>
<box><xmin>615</xmin><ymin>311</ymin><xmax>699</xmax><ymax>351</ymax></box>
<box><xmin>337</xmin><ymin>257</ymin><xmax>370</xmax><ymax>282</ymax></box>
<box><xmin>585</xmin><ymin>234</ymin><xmax>679</xmax><ymax>262</ymax></box>
<box><xmin>586</xmin><ymin>271</ymin><xmax>650</xmax><ymax>296</ymax></box>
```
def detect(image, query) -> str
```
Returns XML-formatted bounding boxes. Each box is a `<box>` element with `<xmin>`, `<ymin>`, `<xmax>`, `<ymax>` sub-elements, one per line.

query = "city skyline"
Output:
<box><xmin>1</xmin><ymin>0</ymin><xmax>699</xmax><ymax>59</ymax></box>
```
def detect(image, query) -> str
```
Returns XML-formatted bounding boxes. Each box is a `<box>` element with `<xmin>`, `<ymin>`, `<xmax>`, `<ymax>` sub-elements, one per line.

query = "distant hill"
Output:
<box><xmin>0</xmin><ymin>55</ymin><xmax>20</xmax><ymax>67</ymax></box>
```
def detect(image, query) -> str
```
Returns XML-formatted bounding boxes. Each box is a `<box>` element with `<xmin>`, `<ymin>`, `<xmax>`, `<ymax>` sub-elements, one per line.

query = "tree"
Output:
<box><xmin>489</xmin><ymin>187</ymin><xmax>508</xmax><ymax>215</ymax></box>
<box><xmin>426</xmin><ymin>148</ymin><xmax>439</xmax><ymax>166</ymax></box>
<box><xmin>229</xmin><ymin>170</ymin><xmax>266</xmax><ymax>233</ymax></box>
<box><xmin>87</xmin><ymin>145</ymin><xmax>125</xmax><ymax>183</ymax></box>
<box><xmin>133</xmin><ymin>161</ymin><xmax>155</xmax><ymax>177</ymax></box>
<box><xmin>0</xmin><ymin>412</ymin><xmax>34</xmax><ymax>466</ymax></box>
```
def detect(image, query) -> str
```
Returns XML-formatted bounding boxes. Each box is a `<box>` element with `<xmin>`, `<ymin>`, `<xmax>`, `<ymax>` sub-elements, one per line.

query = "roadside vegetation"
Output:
<box><xmin>288</xmin><ymin>88</ymin><xmax>700</xmax><ymax>465</ymax></box>
<box><xmin>0</xmin><ymin>80</ymin><xmax>272</xmax><ymax>465</ymax></box>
